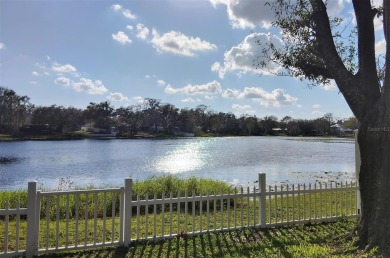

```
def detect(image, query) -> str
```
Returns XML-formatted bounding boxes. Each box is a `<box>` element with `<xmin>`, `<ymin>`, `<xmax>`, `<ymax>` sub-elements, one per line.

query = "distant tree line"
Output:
<box><xmin>0</xmin><ymin>86</ymin><xmax>33</xmax><ymax>135</ymax></box>
<box><xmin>0</xmin><ymin>86</ymin><xmax>358</xmax><ymax>137</ymax></box>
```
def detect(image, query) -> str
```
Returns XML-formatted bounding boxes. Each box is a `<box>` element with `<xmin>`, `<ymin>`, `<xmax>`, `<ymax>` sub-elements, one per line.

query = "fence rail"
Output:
<box><xmin>0</xmin><ymin>174</ymin><xmax>360</xmax><ymax>258</ymax></box>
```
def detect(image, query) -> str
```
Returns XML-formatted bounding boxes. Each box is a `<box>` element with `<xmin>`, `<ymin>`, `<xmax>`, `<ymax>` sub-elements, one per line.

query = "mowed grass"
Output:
<box><xmin>1</xmin><ymin>218</ymin><xmax>382</xmax><ymax>257</ymax></box>
<box><xmin>37</xmin><ymin>218</ymin><xmax>381</xmax><ymax>258</ymax></box>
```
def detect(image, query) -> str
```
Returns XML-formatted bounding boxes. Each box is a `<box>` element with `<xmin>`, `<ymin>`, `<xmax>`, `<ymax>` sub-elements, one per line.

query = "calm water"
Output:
<box><xmin>0</xmin><ymin>137</ymin><xmax>356</xmax><ymax>190</ymax></box>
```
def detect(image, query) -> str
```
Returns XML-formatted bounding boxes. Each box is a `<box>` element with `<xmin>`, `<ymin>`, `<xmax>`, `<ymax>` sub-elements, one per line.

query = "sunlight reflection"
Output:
<box><xmin>154</xmin><ymin>141</ymin><xmax>206</xmax><ymax>173</ymax></box>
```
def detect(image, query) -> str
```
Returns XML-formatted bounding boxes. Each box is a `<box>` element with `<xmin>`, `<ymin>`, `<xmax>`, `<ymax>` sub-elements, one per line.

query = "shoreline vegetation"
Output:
<box><xmin>0</xmin><ymin>176</ymin><xmax>380</xmax><ymax>257</ymax></box>
<box><xmin>0</xmin><ymin>132</ymin><xmax>355</xmax><ymax>142</ymax></box>
<box><xmin>0</xmin><ymin>176</ymin><xmax>233</xmax><ymax>207</ymax></box>
<box><xmin>1</xmin><ymin>87</ymin><xmax>358</xmax><ymax>144</ymax></box>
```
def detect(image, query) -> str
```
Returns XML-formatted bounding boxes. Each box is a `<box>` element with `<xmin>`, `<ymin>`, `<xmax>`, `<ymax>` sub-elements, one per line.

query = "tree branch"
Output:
<box><xmin>352</xmin><ymin>0</ymin><xmax>381</xmax><ymax>105</ymax></box>
<box><xmin>353</xmin><ymin>0</ymin><xmax>378</xmax><ymax>77</ymax></box>
<box><xmin>309</xmin><ymin>0</ymin><xmax>371</xmax><ymax>121</ymax></box>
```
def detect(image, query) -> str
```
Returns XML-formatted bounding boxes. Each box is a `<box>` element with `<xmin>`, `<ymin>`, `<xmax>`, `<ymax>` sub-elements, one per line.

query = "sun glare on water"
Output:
<box><xmin>154</xmin><ymin>141</ymin><xmax>207</xmax><ymax>174</ymax></box>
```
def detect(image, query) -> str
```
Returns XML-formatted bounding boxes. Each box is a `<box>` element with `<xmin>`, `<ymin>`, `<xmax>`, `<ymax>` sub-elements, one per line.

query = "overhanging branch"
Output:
<box><xmin>352</xmin><ymin>0</ymin><xmax>381</xmax><ymax>106</ymax></box>
<box><xmin>309</xmin><ymin>0</ymin><xmax>369</xmax><ymax>121</ymax></box>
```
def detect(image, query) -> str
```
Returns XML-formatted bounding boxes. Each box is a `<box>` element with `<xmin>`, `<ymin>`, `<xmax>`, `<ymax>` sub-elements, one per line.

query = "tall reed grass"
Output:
<box><xmin>0</xmin><ymin>175</ymin><xmax>234</xmax><ymax>220</ymax></box>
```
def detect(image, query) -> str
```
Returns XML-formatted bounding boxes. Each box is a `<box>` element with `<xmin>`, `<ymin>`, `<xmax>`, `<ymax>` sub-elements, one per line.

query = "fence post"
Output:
<box><xmin>355</xmin><ymin>131</ymin><xmax>362</xmax><ymax>215</ymax></box>
<box><xmin>124</xmin><ymin>178</ymin><xmax>132</xmax><ymax>246</ymax></box>
<box><xmin>119</xmin><ymin>187</ymin><xmax>125</xmax><ymax>244</ymax></box>
<box><xmin>258</xmin><ymin>173</ymin><xmax>266</xmax><ymax>227</ymax></box>
<box><xmin>35</xmin><ymin>190</ymin><xmax>41</xmax><ymax>252</ymax></box>
<box><xmin>26</xmin><ymin>181</ymin><xmax>38</xmax><ymax>258</ymax></box>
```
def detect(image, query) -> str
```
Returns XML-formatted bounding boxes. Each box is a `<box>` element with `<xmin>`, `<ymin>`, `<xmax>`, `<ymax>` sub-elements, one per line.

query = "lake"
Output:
<box><xmin>0</xmin><ymin>136</ymin><xmax>356</xmax><ymax>190</ymax></box>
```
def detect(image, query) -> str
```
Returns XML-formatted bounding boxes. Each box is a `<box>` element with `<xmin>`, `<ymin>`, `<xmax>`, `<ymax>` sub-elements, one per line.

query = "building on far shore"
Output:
<box><xmin>330</xmin><ymin>124</ymin><xmax>353</xmax><ymax>134</ymax></box>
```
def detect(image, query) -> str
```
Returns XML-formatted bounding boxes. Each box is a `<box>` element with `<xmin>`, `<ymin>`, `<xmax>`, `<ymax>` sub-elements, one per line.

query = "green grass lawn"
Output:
<box><xmin>37</xmin><ymin>218</ymin><xmax>381</xmax><ymax>258</ymax></box>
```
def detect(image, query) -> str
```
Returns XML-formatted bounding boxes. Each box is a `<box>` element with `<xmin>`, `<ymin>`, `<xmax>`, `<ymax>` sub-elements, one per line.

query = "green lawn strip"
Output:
<box><xmin>1</xmin><ymin>199</ymin><xmax>354</xmax><ymax>252</ymax></box>
<box><xmin>0</xmin><ymin>206</ymin><xmax>269</xmax><ymax>252</ymax></box>
<box><xmin>36</xmin><ymin>219</ymin><xmax>383</xmax><ymax>258</ymax></box>
<box><xmin>265</xmin><ymin>188</ymin><xmax>358</xmax><ymax>224</ymax></box>
<box><xmin>1</xmin><ymin>217</ymin><xmax>382</xmax><ymax>257</ymax></box>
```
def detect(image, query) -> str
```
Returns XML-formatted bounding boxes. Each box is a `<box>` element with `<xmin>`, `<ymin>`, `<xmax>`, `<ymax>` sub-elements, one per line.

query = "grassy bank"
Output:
<box><xmin>0</xmin><ymin>175</ymin><xmax>233</xmax><ymax>208</ymax></box>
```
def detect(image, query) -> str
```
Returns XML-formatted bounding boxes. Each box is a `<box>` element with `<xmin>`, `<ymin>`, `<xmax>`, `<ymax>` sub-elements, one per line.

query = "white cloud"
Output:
<box><xmin>73</xmin><ymin>78</ymin><xmax>108</xmax><ymax>95</ymax></box>
<box><xmin>157</xmin><ymin>80</ymin><xmax>166</xmax><ymax>86</ymax></box>
<box><xmin>181</xmin><ymin>97</ymin><xmax>199</xmax><ymax>103</ymax></box>
<box><xmin>209</xmin><ymin>0</ymin><xmax>345</xmax><ymax>30</ymax></box>
<box><xmin>55</xmin><ymin>76</ymin><xmax>108</xmax><ymax>95</ymax></box>
<box><xmin>312</xmin><ymin>110</ymin><xmax>324</xmax><ymax>116</ymax></box>
<box><xmin>107</xmin><ymin>92</ymin><xmax>129</xmax><ymax>102</ymax></box>
<box><xmin>132</xmin><ymin>96</ymin><xmax>144</xmax><ymax>103</ymax></box>
<box><xmin>0</xmin><ymin>42</ymin><xmax>6</xmax><ymax>50</ymax></box>
<box><xmin>371</xmin><ymin>0</ymin><xmax>382</xmax><ymax>8</ymax></box>
<box><xmin>136</xmin><ymin>23</ymin><xmax>150</xmax><ymax>40</ymax></box>
<box><xmin>221</xmin><ymin>88</ymin><xmax>240</xmax><ymax>98</ymax></box>
<box><xmin>222</xmin><ymin>87</ymin><xmax>297</xmax><ymax>107</ymax></box>
<box><xmin>32</xmin><ymin>71</ymin><xmax>39</xmax><ymax>76</ymax></box>
<box><xmin>312</xmin><ymin>104</ymin><xmax>321</xmax><ymax>109</ymax></box>
<box><xmin>151</xmin><ymin>30</ymin><xmax>217</xmax><ymax>56</ymax></box>
<box><xmin>52</xmin><ymin>63</ymin><xmax>77</xmax><ymax>74</ymax></box>
<box><xmin>326</xmin><ymin>0</ymin><xmax>345</xmax><ymax>17</ymax></box>
<box><xmin>54</xmin><ymin>76</ymin><xmax>71</xmax><ymax>86</ymax></box>
<box><xmin>145</xmin><ymin>74</ymin><xmax>156</xmax><ymax>79</ymax></box>
<box><xmin>210</xmin><ymin>0</ymin><xmax>274</xmax><ymax>29</ymax></box>
<box><xmin>165</xmin><ymin>80</ymin><xmax>222</xmax><ymax>95</ymax></box>
<box><xmin>212</xmin><ymin>33</ymin><xmax>283</xmax><ymax>79</ymax></box>
<box><xmin>111</xmin><ymin>4</ymin><xmax>122</xmax><ymax>11</ymax></box>
<box><xmin>374</xmin><ymin>16</ymin><xmax>383</xmax><ymax>32</ymax></box>
<box><xmin>375</xmin><ymin>38</ymin><xmax>386</xmax><ymax>55</ymax></box>
<box><xmin>231</xmin><ymin>103</ymin><xmax>256</xmax><ymax>116</ymax></box>
<box><xmin>30</xmin><ymin>81</ymin><xmax>38</xmax><ymax>85</ymax></box>
<box><xmin>210</xmin><ymin>62</ymin><xmax>222</xmax><ymax>75</ymax></box>
<box><xmin>126</xmin><ymin>25</ymin><xmax>134</xmax><ymax>30</ymax></box>
<box><xmin>122</xmin><ymin>9</ymin><xmax>136</xmax><ymax>19</ymax></box>
<box><xmin>112</xmin><ymin>4</ymin><xmax>136</xmax><ymax>19</ymax></box>
<box><xmin>232</xmin><ymin>104</ymin><xmax>252</xmax><ymax>110</ymax></box>
<box><xmin>204</xmin><ymin>95</ymin><xmax>216</xmax><ymax>100</ymax></box>
<box><xmin>112</xmin><ymin>31</ymin><xmax>132</xmax><ymax>45</ymax></box>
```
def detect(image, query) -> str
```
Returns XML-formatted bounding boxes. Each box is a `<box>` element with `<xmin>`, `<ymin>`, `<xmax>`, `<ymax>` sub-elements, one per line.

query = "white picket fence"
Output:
<box><xmin>0</xmin><ymin>174</ymin><xmax>360</xmax><ymax>258</ymax></box>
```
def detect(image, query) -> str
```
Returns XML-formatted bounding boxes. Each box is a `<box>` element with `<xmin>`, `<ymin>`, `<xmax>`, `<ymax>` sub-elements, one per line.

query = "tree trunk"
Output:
<box><xmin>357</xmin><ymin>98</ymin><xmax>390</xmax><ymax>255</ymax></box>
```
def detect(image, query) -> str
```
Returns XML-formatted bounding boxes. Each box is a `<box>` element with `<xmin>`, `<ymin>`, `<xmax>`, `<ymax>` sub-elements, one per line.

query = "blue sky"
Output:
<box><xmin>0</xmin><ymin>0</ymin><xmax>384</xmax><ymax>119</ymax></box>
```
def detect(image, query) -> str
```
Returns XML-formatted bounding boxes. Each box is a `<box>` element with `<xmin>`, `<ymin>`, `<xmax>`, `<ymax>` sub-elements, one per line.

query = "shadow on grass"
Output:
<box><xmin>39</xmin><ymin>220</ymin><xmax>362</xmax><ymax>258</ymax></box>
